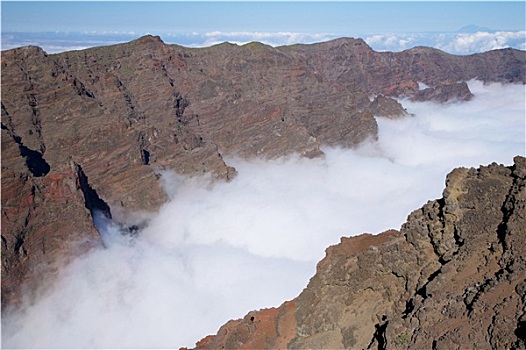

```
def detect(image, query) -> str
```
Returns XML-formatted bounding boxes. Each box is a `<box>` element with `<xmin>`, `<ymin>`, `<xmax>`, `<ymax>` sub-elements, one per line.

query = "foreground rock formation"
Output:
<box><xmin>192</xmin><ymin>156</ymin><xmax>526</xmax><ymax>349</ymax></box>
<box><xmin>1</xmin><ymin>35</ymin><xmax>525</xmax><ymax>310</ymax></box>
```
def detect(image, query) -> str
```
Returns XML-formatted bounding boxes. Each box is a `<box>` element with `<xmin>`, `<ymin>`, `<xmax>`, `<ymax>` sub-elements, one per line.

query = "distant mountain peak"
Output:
<box><xmin>133</xmin><ymin>34</ymin><xmax>164</xmax><ymax>44</ymax></box>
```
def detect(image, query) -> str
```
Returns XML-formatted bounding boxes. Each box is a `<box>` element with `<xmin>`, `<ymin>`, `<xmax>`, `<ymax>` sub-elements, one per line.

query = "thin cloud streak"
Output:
<box><xmin>2</xmin><ymin>80</ymin><xmax>525</xmax><ymax>349</ymax></box>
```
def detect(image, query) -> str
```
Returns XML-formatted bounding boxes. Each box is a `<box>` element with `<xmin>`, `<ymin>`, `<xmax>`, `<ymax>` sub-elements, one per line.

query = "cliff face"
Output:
<box><xmin>192</xmin><ymin>156</ymin><xmax>526</xmax><ymax>349</ymax></box>
<box><xmin>1</xmin><ymin>36</ymin><xmax>525</xmax><ymax>310</ymax></box>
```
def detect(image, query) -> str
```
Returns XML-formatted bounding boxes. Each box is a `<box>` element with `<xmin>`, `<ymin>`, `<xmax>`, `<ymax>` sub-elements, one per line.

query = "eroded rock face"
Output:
<box><xmin>189</xmin><ymin>301</ymin><xmax>297</xmax><ymax>350</ymax></box>
<box><xmin>411</xmin><ymin>81</ymin><xmax>474</xmax><ymax>102</ymax></box>
<box><xmin>192</xmin><ymin>156</ymin><xmax>526</xmax><ymax>349</ymax></box>
<box><xmin>0</xmin><ymin>157</ymin><xmax>102</xmax><ymax>307</ymax></box>
<box><xmin>1</xmin><ymin>36</ymin><xmax>525</xmax><ymax>311</ymax></box>
<box><xmin>370</xmin><ymin>95</ymin><xmax>411</xmax><ymax>118</ymax></box>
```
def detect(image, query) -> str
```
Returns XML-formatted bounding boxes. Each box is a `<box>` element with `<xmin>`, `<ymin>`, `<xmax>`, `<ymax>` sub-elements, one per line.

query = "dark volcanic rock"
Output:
<box><xmin>192</xmin><ymin>156</ymin><xmax>526</xmax><ymax>349</ymax></box>
<box><xmin>1</xmin><ymin>36</ymin><xmax>525</xmax><ymax>311</ymax></box>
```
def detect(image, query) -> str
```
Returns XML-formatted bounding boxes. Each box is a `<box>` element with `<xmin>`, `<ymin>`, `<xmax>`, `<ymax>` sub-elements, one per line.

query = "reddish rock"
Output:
<box><xmin>381</xmin><ymin>80</ymin><xmax>419</xmax><ymax>96</ymax></box>
<box><xmin>194</xmin><ymin>301</ymin><xmax>297</xmax><ymax>350</ymax></box>
<box><xmin>1</xmin><ymin>160</ymin><xmax>102</xmax><ymax>308</ymax></box>
<box><xmin>190</xmin><ymin>157</ymin><xmax>526</xmax><ymax>349</ymax></box>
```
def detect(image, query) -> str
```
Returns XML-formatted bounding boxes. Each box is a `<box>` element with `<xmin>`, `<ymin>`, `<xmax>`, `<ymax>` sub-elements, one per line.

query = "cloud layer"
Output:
<box><xmin>2</xmin><ymin>80</ymin><xmax>525</xmax><ymax>349</ymax></box>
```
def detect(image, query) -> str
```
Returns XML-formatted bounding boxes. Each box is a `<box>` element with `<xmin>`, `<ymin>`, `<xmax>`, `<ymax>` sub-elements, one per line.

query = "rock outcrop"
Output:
<box><xmin>411</xmin><ymin>81</ymin><xmax>474</xmax><ymax>102</ymax></box>
<box><xmin>369</xmin><ymin>95</ymin><xmax>411</xmax><ymax>118</ymax></box>
<box><xmin>192</xmin><ymin>156</ymin><xmax>526</xmax><ymax>349</ymax></box>
<box><xmin>2</xmin><ymin>36</ymin><xmax>525</xmax><ymax>310</ymax></box>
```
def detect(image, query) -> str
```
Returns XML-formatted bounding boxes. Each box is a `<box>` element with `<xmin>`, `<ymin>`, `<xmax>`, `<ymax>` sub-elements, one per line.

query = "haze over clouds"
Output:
<box><xmin>2</xmin><ymin>30</ymin><xmax>525</xmax><ymax>55</ymax></box>
<box><xmin>2</xmin><ymin>80</ymin><xmax>524</xmax><ymax>349</ymax></box>
<box><xmin>366</xmin><ymin>30</ymin><xmax>526</xmax><ymax>54</ymax></box>
<box><xmin>196</xmin><ymin>31</ymin><xmax>335</xmax><ymax>48</ymax></box>
<box><xmin>188</xmin><ymin>30</ymin><xmax>526</xmax><ymax>54</ymax></box>
<box><xmin>0</xmin><ymin>32</ymin><xmax>142</xmax><ymax>53</ymax></box>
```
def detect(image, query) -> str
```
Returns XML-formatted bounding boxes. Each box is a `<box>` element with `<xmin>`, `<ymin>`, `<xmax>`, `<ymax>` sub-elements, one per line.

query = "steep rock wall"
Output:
<box><xmin>2</xmin><ymin>36</ymin><xmax>524</xmax><ymax>311</ymax></box>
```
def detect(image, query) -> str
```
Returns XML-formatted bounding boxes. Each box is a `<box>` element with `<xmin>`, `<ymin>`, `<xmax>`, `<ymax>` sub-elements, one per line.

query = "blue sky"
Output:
<box><xmin>3</xmin><ymin>2</ymin><xmax>525</xmax><ymax>34</ymax></box>
<box><xmin>1</xmin><ymin>2</ymin><xmax>525</xmax><ymax>53</ymax></box>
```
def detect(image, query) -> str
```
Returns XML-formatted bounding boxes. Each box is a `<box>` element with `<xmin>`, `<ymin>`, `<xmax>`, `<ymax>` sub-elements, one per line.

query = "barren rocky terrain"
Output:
<box><xmin>191</xmin><ymin>156</ymin><xmax>526</xmax><ymax>349</ymax></box>
<box><xmin>1</xmin><ymin>36</ymin><xmax>525</xmax><ymax>347</ymax></box>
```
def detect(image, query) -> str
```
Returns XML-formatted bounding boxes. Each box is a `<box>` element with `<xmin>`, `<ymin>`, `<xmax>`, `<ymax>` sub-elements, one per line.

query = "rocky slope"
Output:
<box><xmin>191</xmin><ymin>156</ymin><xmax>526</xmax><ymax>349</ymax></box>
<box><xmin>1</xmin><ymin>36</ymin><xmax>525</xmax><ymax>310</ymax></box>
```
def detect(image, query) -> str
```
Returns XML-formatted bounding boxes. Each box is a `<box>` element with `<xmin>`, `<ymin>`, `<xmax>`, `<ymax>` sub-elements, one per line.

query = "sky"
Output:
<box><xmin>1</xmin><ymin>1</ymin><xmax>525</xmax><ymax>53</ymax></box>
<box><xmin>3</xmin><ymin>80</ymin><xmax>525</xmax><ymax>349</ymax></box>
<box><xmin>2</xmin><ymin>2</ymin><xmax>524</xmax><ymax>33</ymax></box>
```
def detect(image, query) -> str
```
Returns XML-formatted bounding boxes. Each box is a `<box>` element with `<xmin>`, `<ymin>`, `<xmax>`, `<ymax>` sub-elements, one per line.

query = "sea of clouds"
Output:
<box><xmin>2</xmin><ymin>30</ymin><xmax>525</xmax><ymax>54</ymax></box>
<box><xmin>2</xmin><ymin>80</ymin><xmax>525</xmax><ymax>349</ymax></box>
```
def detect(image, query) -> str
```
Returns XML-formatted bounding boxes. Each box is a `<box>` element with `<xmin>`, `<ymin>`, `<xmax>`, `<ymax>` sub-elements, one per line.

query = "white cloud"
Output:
<box><xmin>195</xmin><ymin>31</ymin><xmax>335</xmax><ymax>47</ymax></box>
<box><xmin>2</xmin><ymin>80</ymin><xmax>525</xmax><ymax>349</ymax></box>
<box><xmin>365</xmin><ymin>33</ymin><xmax>420</xmax><ymax>51</ymax></box>
<box><xmin>436</xmin><ymin>31</ymin><xmax>526</xmax><ymax>54</ymax></box>
<box><xmin>365</xmin><ymin>31</ymin><xmax>526</xmax><ymax>54</ymax></box>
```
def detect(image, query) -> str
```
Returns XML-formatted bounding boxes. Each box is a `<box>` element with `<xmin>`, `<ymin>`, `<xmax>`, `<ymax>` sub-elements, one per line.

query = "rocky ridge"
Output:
<box><xmin>191</xmin><ymin>156</ymin><xmax>526</xmax><ymax>349</ymax></box>
<box><xmin>1</xmin><ymin>36</ymin><xmax>525</xmax><ymax>310</ymax></box>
